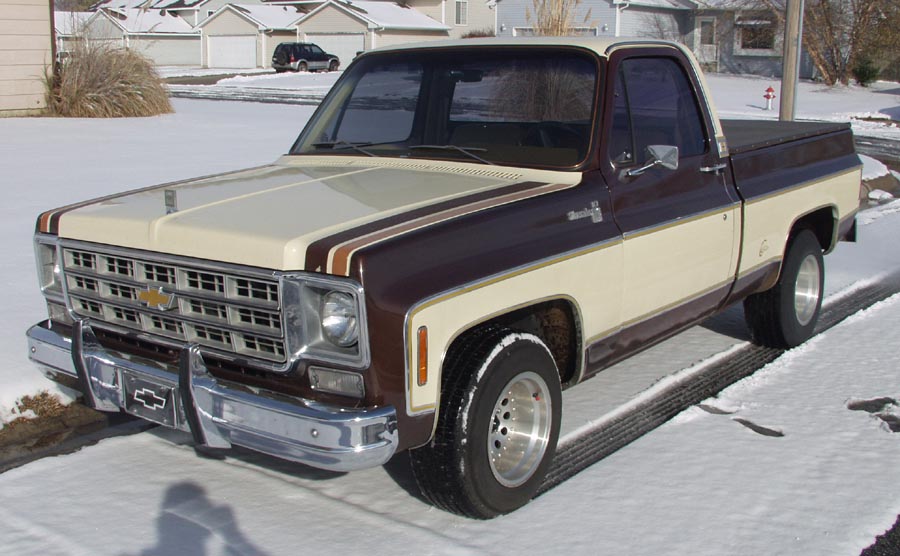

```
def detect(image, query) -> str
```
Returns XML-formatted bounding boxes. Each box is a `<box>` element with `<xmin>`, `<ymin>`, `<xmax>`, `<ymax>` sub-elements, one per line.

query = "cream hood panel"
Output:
<box><xmin>57</xmin><ymin>159</ymin><xmax>551</xmax><ymax>270</ymax></box>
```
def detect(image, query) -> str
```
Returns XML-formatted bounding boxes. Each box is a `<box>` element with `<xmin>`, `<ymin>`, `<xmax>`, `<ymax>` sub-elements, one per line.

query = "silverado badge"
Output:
<box><xmin>138</xmin><ymin>287</ymin><xmax>176</xmax><ymax>311</ymax></box>
<box><xmin>567</xmin><ymin>201</ymin><xmax>603</xmax><ymax>224</ymax></box>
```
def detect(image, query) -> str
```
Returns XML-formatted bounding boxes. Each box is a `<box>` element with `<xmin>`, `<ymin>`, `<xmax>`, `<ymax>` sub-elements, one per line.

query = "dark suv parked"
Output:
<box><xmin>272</xmin><ymin>42</ymin><xmax>340</xmax><ymax>73</ymax></box>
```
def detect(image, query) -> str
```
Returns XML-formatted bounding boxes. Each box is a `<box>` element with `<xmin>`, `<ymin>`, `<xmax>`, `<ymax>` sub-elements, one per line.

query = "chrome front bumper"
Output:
<box><xmin>26</xmin><ymin>319</ymin><xmax>398</xmax><ymax>472</ymax></box>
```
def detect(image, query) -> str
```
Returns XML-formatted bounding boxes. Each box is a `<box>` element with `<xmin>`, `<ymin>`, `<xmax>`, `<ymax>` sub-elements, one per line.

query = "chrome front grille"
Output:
<box><xmin>63</xmin><ymin>247</ymin><xmax>286</xmax><ymax>363</ymax></box>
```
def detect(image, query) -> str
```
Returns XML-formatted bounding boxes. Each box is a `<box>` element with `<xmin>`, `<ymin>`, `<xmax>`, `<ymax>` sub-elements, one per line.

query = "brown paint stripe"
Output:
<box><xmin>329</xmin><ymin>182</ymin><xmax>576</xmax><ymax>276</ymax></box>
<box><xmin>303</xmin><ymin>180</ymin><xmax>550</xmax><ymax>272</ymax></box>
<box><xmin>34</xmin><ymin>165</ymin><xmax>273</xmax><ymax>235</ymax></box>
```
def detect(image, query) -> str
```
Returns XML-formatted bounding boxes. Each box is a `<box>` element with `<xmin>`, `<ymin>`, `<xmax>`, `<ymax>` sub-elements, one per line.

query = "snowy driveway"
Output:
<box><xmin>1</xmin><ymin>98</ymin><xmax>899</xmax><ymax>555</ymax></box>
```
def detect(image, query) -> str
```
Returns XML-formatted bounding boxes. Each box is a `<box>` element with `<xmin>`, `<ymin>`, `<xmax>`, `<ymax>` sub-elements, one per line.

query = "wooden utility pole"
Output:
<box><xmin>780</xmin><ymin>0</ymin><xmax>804</xmax><ymax>121</ymax></box>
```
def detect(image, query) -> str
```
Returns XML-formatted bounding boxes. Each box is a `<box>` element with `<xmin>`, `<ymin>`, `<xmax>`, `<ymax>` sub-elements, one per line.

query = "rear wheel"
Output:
<box><xmin>744</xmin><ymin>229</ymin><xmax>824</xmax><ymax>348</ymax></box>
<box><xmin>409</xmin><ymin>327</ymin><xmax>561</xmax><ymax>518</ymax></box>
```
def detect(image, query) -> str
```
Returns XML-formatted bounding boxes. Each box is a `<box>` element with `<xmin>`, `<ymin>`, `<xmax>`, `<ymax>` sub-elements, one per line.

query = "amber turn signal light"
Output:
<box><xmin>417</xmin><ymin>326</ymin><xmax>428</xmax><ymax>386</ymax></box>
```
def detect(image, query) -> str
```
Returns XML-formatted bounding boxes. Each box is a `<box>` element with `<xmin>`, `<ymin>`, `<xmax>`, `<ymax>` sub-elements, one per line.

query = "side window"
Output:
<box><xmin>610</xmin><ymin>57</ymin><xmax>707</xmax><ymax>165</ymax></box>
<box><xmin>309</xmin><ymin>45</ymin><xmax>324</xmax><ymax>55</ymax></box>
<box><xmin>609</xmin><ymin>67</ymin><xmax>635</xmax><ymax>165</ymax></box>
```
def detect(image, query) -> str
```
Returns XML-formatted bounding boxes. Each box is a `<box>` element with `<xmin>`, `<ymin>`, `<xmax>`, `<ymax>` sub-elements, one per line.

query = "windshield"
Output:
<box><xmin>291</xmin><ymin>48</ymin><xmax>599</xmax><ymax>169</ymax></box>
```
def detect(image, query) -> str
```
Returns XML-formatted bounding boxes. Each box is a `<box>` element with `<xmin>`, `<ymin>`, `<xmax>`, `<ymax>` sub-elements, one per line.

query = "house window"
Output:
<box><xmin>455</xmin><ymin>0</ymin><xmax>467</xmax><ymax>25</ymax></box>
<box><xmin>740</xmin><ymin>25</ymin><xmax>774</xmax><ymax>49</ymax></box>
<box><xmin>699</xmin><ymin>19</ymin><xmax>715</xmax><ymax>45</ymax></box>
<box><xmin>734</xmin><ymin>13</ymin><xmax>778</xmax><ymax>55</ymax></box>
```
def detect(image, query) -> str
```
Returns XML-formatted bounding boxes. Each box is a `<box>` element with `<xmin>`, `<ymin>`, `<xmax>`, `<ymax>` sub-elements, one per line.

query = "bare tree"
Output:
<box><xmin>758</xmin><ymin>0</ymin><xmax>898</xmax><ymax>85</ymax></box>
<box><xmin>643</xmin><ymin>13</ymin><xmax>680</xmax><ymax>41</ymax></box>
<box><xmin>526</xmin><ymin>0</ymin><xmax>591</xmax><ymax>36</ymax></box>
<box><xmin>799</xmin><ymin>0</ymin><xmax>884</xmax><ymax>85</ymax></box>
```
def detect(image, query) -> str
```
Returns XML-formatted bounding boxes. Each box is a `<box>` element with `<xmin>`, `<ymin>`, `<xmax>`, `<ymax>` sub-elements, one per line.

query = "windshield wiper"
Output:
<box><xmin>311</xmin><ymin>140</ymin><xmax>376</xmax><ymax>157</ymax></box>
<box><xmin>409</xmin><ymin>144</ymin><xmax>494</xmax><ymax>165</ymax></box>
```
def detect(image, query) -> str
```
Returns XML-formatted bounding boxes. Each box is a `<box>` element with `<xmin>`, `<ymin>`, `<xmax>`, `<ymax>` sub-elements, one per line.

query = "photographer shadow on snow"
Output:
<box><xmin>123</xmin><ymin>481</ymin><xmax>271</xmax><ymax>556</ymax></box>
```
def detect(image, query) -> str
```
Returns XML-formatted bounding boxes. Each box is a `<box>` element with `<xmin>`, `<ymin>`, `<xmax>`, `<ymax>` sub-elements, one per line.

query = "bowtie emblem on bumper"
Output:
<box><xmin>133</xmin><ymin>387</ymin><xmax>167</xmax><ymax>411</ymax></box>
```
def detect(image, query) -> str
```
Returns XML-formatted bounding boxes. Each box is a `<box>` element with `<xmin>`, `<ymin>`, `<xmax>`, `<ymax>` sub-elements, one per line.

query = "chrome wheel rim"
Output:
<box><xmin>488</xmin><ymin>371</ymin><xmax>552</xmax><ymax>488</ymax></box>
<box><xmin>794</xmin><ymin>254</ymin><xmax>821</xmax><ymax>326</ymax></box>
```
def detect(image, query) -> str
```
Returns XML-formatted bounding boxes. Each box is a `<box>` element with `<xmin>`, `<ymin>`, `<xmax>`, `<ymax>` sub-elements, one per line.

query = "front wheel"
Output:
<box><xmin>328</xmin><ymin>59</ymin><xmax>339</xmax><ymax>72</ymax></box>
<box><xmin>744</xmin><ymin>229</ymin><xmax>824</xmax><ymax>348</ymax></box>
<box><xmin>409</xmin><ymin>327</ymin><xmax>561</xmax><ymax>518</ymax></box>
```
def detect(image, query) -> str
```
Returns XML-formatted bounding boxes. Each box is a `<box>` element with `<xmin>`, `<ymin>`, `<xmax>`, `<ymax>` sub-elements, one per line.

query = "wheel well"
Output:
<box><xmin>792</xmin><ymin>207</ymin><xmax>835</xmax><ymax>252</ymax></box>
<box><xmin>448</xmin><ymin>299</ymin><xmax>581</xmax><ymax>386</ymax></box>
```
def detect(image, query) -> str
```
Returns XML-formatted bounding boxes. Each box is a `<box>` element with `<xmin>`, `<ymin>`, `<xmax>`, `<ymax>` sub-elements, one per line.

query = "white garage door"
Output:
<box><xmin>208</xmin><ymin>35</ymin><xmax>257</xmax><ymax>68</ymax></box>
<box><xmin>305</xmin><ymin>34</ymin><xmax>365</xmax><ymax>69</ymax></box>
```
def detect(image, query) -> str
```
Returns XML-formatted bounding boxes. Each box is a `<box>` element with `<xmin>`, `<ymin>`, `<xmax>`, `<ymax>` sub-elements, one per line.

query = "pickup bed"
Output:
<box><xmin>26</xmin><ymin>38</ymin><xmax>860</xmax><ymax>518</ymax></box>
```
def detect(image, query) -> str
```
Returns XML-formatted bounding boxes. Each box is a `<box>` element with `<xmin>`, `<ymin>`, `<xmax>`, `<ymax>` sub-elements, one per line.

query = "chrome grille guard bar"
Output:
<box><xmin>26</xmin><ymin>319</ymin><xmax>397</xmax><ymax>472</ymax></box>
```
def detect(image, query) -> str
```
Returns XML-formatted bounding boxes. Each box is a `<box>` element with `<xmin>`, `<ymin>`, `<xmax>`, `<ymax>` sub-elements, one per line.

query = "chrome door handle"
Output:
<box><xmin>700</xmin><ymin>163</ymin><xmax>727</xmax><ymax>175</ymax></box>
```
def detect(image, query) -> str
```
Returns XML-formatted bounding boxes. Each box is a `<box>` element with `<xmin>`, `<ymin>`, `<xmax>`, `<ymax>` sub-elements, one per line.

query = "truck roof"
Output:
<box><xmin>366</xmin><ymin>36</ymin><xmax>688</xmax><ymax>58</ymax></box>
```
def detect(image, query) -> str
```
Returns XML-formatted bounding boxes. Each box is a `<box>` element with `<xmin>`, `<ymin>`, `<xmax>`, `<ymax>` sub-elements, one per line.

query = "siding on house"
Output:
<box><xmin>298</xmin><ymin>4</ymin><xmax>366</xmax><ymax>34</ymax></box>
<box><xmin>187</xmin><ymin>0</ymin><xmax>262</xmax><ymax>26</ymax></box>
<box><xmin>408</xmin><ymin>0</ymin><xmax>442</xmax><ymax>26</ymax></box>
<box><xmin>618</xmin><ymin>5</ymin><xmax>688</xmax><ymax>39</ymax></box>
<box><xmin>83</xmin><ymin>15</ymin><xmax>124</xmax><ymax>42</ymax></box>
<box><xmin>495</xmin><ymin>0</ymin><xmax>615</xmax><ymax>37</ymax></box>
<box><xmin>297</xmin><ymin>6</ymin><xmax>374</xmax><ymax>50</ymax></box>
<box><xmin>686</xmin><ymin>11</ymin><xmax>816</xmax><ymax>78</ymax></box>
<box><xmin>0</xmin><ymin>0</ymin><xmax>53</xmax><ymax>116</ymax></box>
<box><xmin>374</xmin><ymin>28</ymin><xmax>448</xmax><ymax>49</ymax></box>
<box><xmin>406</xmin><ymin>0</ymin><xmax>494</xmax><ymax>38</ymax></box>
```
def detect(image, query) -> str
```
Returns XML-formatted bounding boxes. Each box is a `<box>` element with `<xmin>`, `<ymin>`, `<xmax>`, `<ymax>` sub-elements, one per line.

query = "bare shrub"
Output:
<box><xmin>526</xmin><ymin>0</ymin><xmax>591</xmax><ymax>36</ymax></box>
<box><xmin>45</xmin><ymin>40</ymin><xmax>172</xmax><ymax>118</ymax></box>
<box><xmin>461</xmin><ymin>28</ymin><xmax>495</xmax><ymax>38</ymax></box>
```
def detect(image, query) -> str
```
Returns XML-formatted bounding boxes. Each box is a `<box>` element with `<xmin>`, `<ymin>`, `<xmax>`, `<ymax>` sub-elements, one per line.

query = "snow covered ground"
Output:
<box><xmin>1</xmin><ymin>83</ymin><xmax>899</xmax><ymax>554</ymax></box>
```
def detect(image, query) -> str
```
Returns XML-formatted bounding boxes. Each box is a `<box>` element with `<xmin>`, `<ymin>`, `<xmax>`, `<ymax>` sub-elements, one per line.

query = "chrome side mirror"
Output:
<box><xmin>626</xmin><ymin>145</ymin><xmax>679</xmax><ymax>177</ymax></box>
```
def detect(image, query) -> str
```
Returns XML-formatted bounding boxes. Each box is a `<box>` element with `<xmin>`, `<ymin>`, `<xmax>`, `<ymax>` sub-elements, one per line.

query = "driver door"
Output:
<box><xmin>602</xmin><ymin>51</ymin><xmax>740</xmax><ymax>327</ymax></box>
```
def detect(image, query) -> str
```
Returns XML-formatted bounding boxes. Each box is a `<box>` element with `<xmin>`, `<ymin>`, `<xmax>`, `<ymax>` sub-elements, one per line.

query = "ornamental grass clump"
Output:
<box><xmin>45</xmin><ymin>40</ymin><xmax>172</xmax><ymax>118</ymax></box>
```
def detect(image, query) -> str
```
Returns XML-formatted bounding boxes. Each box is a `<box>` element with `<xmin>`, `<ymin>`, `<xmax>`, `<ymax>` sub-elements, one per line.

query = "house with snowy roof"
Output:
<box><xmin>293</xmin><ymin>0</ymin><xmax>450</xmax><ymax>64</ymax></box>
<box><xmin>54</xmin><ymin>11</ymin><xmax>94</xmax><ymax>53</ymax></box>
<box><xmin>494</xmin><ymin>0</ymin><xmax>815</xmax><ymax>78</ymax></box>
<box><xmin>689</xmin><ymin>0</ymin><xmax>815</xmax><ymax>77</ymax></box>
<box><xmin>197</xmin><ymin>3</ymin><xmax>309</xmax><ymax>67</ymax></box>
<box><xmin>80</xmin><ymin>7</ymin><xmax>200</xmax><ymax>65</ymax></box>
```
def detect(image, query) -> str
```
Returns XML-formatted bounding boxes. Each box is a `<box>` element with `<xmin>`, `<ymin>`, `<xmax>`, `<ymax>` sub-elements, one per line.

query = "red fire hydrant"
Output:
<box><xmin>764</xmin><ymin>86</ymin><xmax>776</xmax><ymax>110</ymax></box>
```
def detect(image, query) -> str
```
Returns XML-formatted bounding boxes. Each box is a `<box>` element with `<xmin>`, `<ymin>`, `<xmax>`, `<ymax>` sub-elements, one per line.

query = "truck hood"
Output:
<box><xmin>52</xmin><ymin>156</ymin><xmax>578</xmax><ymax>272</ymax></box>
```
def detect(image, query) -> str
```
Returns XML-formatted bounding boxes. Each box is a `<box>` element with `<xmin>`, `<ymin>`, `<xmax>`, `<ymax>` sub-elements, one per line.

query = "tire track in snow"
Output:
<box><xmin>539</xmin><ymin>271</ymin><xmax>900</xmax><ymax>495</ymax></box>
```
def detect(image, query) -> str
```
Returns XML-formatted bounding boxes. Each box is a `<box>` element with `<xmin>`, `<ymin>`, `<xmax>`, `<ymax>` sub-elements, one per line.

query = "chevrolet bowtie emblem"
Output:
<box><xmin>138</xmin><ymin>287</ymin><xmax>176</xmax><ymax>311</ymax></box>
<box><xmin>133</xmin><ymin>387</ymin><xmax>167</xmax><ymax>411</ymax></box>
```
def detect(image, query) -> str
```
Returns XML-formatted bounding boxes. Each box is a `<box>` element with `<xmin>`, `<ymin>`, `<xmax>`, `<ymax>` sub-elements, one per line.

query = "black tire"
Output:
<box><xmin>744</xmin><ymin>229</ymin><xmax>824</xmax><ymax>348</ymax></box>
<box><xmin>328</xmin><ymin>59</ymin><xmax>339</xmax><ymax>72</ymax></box>
<box><xmin>297</xmin><ymin>61</ymin><xmax>308</xmax><ymax>72</ymax></box>
<box><xmin>409</xmin><ymin>326</ymin><xmax>561</xmax><ymax>518</ymax></box>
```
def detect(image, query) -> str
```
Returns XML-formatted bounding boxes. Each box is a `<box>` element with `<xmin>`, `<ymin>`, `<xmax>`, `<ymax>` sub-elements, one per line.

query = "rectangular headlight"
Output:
<box><xmin>280</xmin><ymin>274</ymin><xmax>370</xmax><ymax>369</ymax></box>
<box><xmin>34</xmin><ymin>236</ymin><xmax>63</xmax><ymax>300</ymax></box>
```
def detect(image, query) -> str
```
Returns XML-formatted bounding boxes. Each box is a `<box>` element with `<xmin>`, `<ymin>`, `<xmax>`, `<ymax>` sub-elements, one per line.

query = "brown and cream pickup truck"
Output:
<box><xmin>27</xmin><ymin>38</ymin><xmax>860</xmax><ymax>518</ymax></box>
